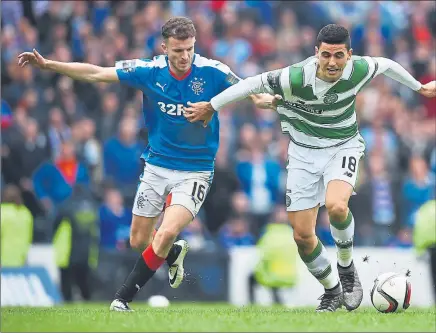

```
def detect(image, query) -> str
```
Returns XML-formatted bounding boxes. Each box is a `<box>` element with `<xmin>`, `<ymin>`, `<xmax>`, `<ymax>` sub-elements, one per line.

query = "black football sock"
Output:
<box><xmin>115</xmin><ymin>246</ymin><xmax>165</xmax><ymax>302</ymax></box>
<box><xmin>115</xmin><ymin>256</ymin><xmax>154</xmax><ymax>302</ymax></box>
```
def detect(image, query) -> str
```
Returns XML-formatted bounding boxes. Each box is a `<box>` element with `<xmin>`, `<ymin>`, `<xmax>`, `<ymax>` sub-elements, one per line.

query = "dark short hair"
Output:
<box><xmin>161</xmin><ymin>17</ymin><xmax>196</xmax><ymax>40</ymax></box>
<box><xmin>2</xmin><ymin>184</ymin><xmax>23</xmax><ymax>206</ymax></box>
<box><xmin>316</xmin><ymin>24</ymin><xmax>351</xmax><ymax>49</ymax></box>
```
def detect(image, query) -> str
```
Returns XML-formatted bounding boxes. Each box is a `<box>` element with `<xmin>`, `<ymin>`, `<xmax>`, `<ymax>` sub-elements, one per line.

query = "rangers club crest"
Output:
<box><xmin>285</xmin><ymin>190</ymin><xmax>292</xmax><ymax>207</ymax></box>
<box><xmin>189</xmin><ymin>77</ymin><xmax>206</xmax><ymax>95</ymax></box>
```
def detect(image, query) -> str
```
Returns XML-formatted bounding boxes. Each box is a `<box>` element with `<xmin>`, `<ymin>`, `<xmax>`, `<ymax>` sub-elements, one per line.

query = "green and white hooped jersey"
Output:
<box><xmin>269</xmin><ymin>55</ymin><xmax>378</xmax><ymax>149</ymax></box>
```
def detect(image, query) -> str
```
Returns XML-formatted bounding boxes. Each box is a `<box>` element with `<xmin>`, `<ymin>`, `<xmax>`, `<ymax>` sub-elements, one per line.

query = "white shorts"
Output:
<box><xmin>132</xmin><ymin>163</ymin><xmax>214</xmax><ymax>218</ymax></box>
<box><xmin>286</xmin><ymin>135</ymin><xmax>365</xmax><ymax>212</ymax></box>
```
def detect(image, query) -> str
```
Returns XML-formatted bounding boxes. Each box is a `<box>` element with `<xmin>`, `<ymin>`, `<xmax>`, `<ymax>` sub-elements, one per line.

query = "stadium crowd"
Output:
<box><xmin>1</xmin><ymin>1</ymin><xmax>435</xmax><ymax>256</ymax></box>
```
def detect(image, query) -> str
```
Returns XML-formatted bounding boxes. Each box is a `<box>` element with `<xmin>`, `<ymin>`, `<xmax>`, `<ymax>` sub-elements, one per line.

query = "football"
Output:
<box><xmin>147</xmin><ymin>295</ymin><xmax>170</xmax><ymax>308</ymax></box>
<box><xmin>370</xmin><ymin>272</ymin><xmax>412</xmax><ymax>313</ymax></box>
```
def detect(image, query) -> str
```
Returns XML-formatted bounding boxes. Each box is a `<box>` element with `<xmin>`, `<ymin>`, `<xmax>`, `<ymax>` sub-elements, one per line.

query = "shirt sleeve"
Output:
<box><xmin>115</xmin><ymin>59</ymin><xmax>153</xmax><ymax>89</ymax></box>
<box><xmin>373</xmin><ymin>57</ymin><xmax>422</xmax><ymax>91</ymax></box>
<box><xmin>209</xmin><ymin>61</ymin><xmax>242</xmax><ymax>93</ymax></box>
<box><xmin>210</xmin><ymin>70</ymin><xmax>278</xmax><ymax>111</ymax></box>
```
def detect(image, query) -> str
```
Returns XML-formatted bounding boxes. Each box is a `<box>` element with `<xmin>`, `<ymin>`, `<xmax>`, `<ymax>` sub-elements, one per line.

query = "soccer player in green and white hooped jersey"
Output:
<box><xmin>185</xmin><ymin>24</ymin><xmax>436</xmax><ymax>312</ymax></box>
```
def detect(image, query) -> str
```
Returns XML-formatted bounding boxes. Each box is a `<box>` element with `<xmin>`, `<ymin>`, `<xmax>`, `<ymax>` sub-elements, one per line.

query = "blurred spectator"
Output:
<box><xmin>236</xmin><ymin>137</ymin><xmax>281</xmax><ymax>238</ymax></box>
<box><xmin>47</xmin><ymin>107</ymin><xmax>71</xmax><ymax>159</ymax></box>
<box><xmin>99</xmin><ymin>187</ymin><xmax>132</xmax><ymax>250</ymax></box>
<box><xmin>12</xmin><ymin>118</ymin><xmax>50</xmax><ymax>217</ymax></box>
<box><xmin>211</xmin><ymin>23</ymin><xmax>252</xmax><ymax>71</ymax></box>
<box><xmin>413</xmin><ymin>200</ymin><xmax>436</xmax><ymax>301</ymax></box>
<box><xmin>316</xmin><ymin>208</ymin><xmax>335</xmax><ymax>247</ymax></box>
<box><xmin>103</xmin><ymin>117</ymin><xmax>142</xmax><ymax>200</ymax></box>
<box><xmin>402</xmin><ymin>156</ymin><xmax>435</xmax><ymax>228</ymax></box>
<box><xmin>408</xmin><ymin>7</ymin><xmax>433</xmax><ymax>46</ymax></box>
<box><xmin>252</xmin><ymin>25</ymin><xmax>277</xmax><ymax>65</ymax></box>
<box><xmin>1</xmin><ymin>99</ymin><xmax>13</xmax><ymax>130</ymax></box>
<box><xmin>78</xmin><ymin>118</ymin><xmax>103</xmax><ymax>188</ymax></box>
<box><xmin>360</xmin><ymin>115</ymin><xmax>399</xmax><ymax>172</ymax></box>
<box><xmin>1</xmin><ymin>1</ymin><xmax>24</xmax><ymax>28</ymax></box>
<box><xmin>203</xmin><ymin>147</ymin><xmax>240</xmax><ymax>234</ymax></box>
<box><xmin>33</xmin><ymin>141</ymin><xmax>89</xmax><ymax>214</ymax></box>
<box><xmin>230</xmin><ymin>191</ymin><xmax>250</xmax><ymax>218</ymax></box>
<box><xmin>276</xmin><ymin>9</ymin><xmax>304</xmax><ymax>65</ymax></box>
<box><xmin>91</xmin><ymin>1</ymin><xmax>111</xmax><ymax>35</ymax></box>
<box><xmin>218</xmin><ymin>215</ymin><xmax>256</xmax><ymax>249</ymax></box>
<box><xmin>55</xmin><ymin>76</ymin><xmax>87</xmax><ymax>123</ymax></box>
<box><xmin>52</xmin><ymin>185</ymin><xmax>99</xmax><ymax>302</ymax></box>
<box><xmin>98</xmin><ymin>91</ymin><xmax>120</xmax><ymax>142</ymax></box>
<box><xmin>357</xmin><ymin>152</ymin><xmax>403</xmax><ymax>246</ymax></box>
<box><xmin>179</xmin><ymin>216</ymin><xmax>215</xmax><ymax>251</ymax></box>
<box><xmin>419</xmin><ymin>57</ymin><xmax>436</xmax><ymax>118</ymax></box>
<box><xmin>1</xmin><ymin>184</ymin><xmax>33</xmax><ymax>267</ymax></box>
<box><xmin>250</xmin><ymin>205</ymin><xmax>298</xmax><ymax>305</ymax></box>
<box><xmin>351</xmin><ymin>5</ymin><xmax>394</xmax><ymax>55</ymax></box>
<box><xmin>3</xmin><ymin>65</ymin><xmax>39</xmax><ymax>108</ymax></box>
<box><xmin>386</xmin><ymin>228</ymin><xmax>413</xmax><ymax>249</ymax></box>
<box><xmin>430</xmin><ymin>147</ymin><xmax>436</xmax><ymax>175</ymax></box>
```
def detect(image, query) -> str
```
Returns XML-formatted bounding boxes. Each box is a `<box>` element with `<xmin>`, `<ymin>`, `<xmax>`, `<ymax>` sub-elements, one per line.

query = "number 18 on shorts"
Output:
<box><xmin>285</xmin><ymin>138</ymin><xmax>365</xmax><ymax>211</ymax></box>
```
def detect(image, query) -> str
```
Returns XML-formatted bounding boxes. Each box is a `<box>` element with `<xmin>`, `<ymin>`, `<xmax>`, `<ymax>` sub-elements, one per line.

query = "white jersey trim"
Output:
<box><xmin>280</xmin><ymin>67</ymin><xmax>292</xmax><ymax>100</ymax></box>
<box><xmin>115</xmin><ymin>56</ymin><xmax>167</xmax><ymax>70</ymax></box>
<box><xmin>193</xmin><ymin>54</ymin><xmax>234</xmax><ymax>76</ymax></box>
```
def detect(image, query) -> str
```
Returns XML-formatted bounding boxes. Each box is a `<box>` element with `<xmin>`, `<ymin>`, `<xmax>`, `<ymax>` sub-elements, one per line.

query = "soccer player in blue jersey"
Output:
<box><xmin>18</xmin><ymin>17</ymin><xmax>275</xmax><ymax>311</ymax></box>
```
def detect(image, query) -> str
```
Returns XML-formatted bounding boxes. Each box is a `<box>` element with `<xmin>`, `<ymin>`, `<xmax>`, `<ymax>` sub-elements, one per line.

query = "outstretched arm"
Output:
<box><xmin>210</xmin><ymin>74</ymin><xmax>275</xmax><ymax>111</ymax></box>
<box><xmin>18</xmin><ymin>49</ymin><xmax>119</xmax><ymax>83</ymax></box>
<box><xmin>184</xmin><ymin>70</ymin><xmax>283</xmax><ymax>125</ymax></box>
<box><xmin>374</xmin><ymin>57</ymin><xmax>436</xmax><ymax>98</ymax></box>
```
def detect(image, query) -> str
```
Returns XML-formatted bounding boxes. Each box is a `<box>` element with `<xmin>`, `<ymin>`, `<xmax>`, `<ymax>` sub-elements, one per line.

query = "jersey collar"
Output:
<box><xmin>311</xmin><ymin>58</ymin><xmax>354</xmax><ymax>86</ymax></box>
<box><xmin>310</xmin><ymin>58</ymin><xmax>354</xmax><ymax>94</ymax></box>
<box><xmin>166</xmin><ymin>54</ymin><xmax>196</xmax><ymax>81</ymax></box>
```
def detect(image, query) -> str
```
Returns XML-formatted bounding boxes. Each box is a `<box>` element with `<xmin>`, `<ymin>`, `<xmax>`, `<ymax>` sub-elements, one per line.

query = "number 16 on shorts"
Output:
<box><xmin>169</xmin><ymin>177</ymin><xmax>211</xmax><ymax>218</ymax></box>
<box><xmin>191</xmin><ymin>181</ymin><xmax>206</xmax><ymax>202</ymax></box>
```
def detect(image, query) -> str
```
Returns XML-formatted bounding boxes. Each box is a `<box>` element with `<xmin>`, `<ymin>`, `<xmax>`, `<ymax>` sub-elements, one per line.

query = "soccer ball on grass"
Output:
<box><xmin>370</xmin><ymin>272</ymin><xmax>411</xmax><ymax>313</ymax></box>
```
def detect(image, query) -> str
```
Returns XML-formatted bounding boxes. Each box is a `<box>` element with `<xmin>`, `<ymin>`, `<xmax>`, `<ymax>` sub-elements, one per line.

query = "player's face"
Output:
<box><xmin>315</xmin><ymin>43</ymin><xmax>352</xmax><ymax>82</ymax></box>
<box><xmin>162</xmin><ymin>37</ymin><xmax>195</xmax><ymax>75</ymax></box>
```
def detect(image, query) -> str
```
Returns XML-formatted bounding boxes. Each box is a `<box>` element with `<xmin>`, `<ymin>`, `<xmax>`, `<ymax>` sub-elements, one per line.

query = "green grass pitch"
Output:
<box><xmin>2</xmin><ymin>303</ymin><xmax>435</xmax><ymax>332</ymax></box>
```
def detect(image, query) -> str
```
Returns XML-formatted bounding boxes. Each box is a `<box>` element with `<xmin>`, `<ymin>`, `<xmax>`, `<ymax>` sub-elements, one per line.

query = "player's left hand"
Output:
<box><xmin>418</xmin><ymin>81</ymin><xmax>436</xmax><ymax>98</ymax></box>
<box><xmin>251</xmin><ymin>94</ymin><xmax>283</xmax><ymax>110</ymax></box>
<box><xmin>184</xmin><ymin>101</ymin><xmax>215</xmax><ymax>127</ymax></box>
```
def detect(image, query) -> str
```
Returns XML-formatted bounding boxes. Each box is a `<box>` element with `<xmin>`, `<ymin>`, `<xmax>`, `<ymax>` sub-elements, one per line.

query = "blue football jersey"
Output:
<box><xmin>115</xmin><ymin>54</ymin><xmax>240</xmax><ymax>171</ymax></box>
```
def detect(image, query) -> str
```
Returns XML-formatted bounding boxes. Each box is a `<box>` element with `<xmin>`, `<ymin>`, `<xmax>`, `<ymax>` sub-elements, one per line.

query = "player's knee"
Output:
<box><xmin>129</xmin><ymin>234</ymin><xmax>149</xmax><ymax>252</ymax></box>
<box><xmin>293</xmin><ymin>231</ymin><xmax>315</xmax><ymax>250</ymax></box>
<box><xmin>326</xmin><ymin>201</ymin><xmax>348</xmax><ymax>221</ymax></box>
<box><xmin>154</xmin><ymin>228</ymin><xmax>178</xmax><ymax>248</ymax></box>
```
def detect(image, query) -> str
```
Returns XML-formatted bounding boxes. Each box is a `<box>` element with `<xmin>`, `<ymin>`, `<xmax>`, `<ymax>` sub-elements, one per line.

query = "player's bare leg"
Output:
<box><xmin>153</xmin><ymin>204</ymin><xmax>192</xmax><ymax>288</ymax></box>
<box><xmin>130</xmin><ymin>213</ymin><xmax>185</xmax><ymax>267</ymax></box>
<box><xmin>129</xmin><ymin>215</ymin><xmax>158</xmax><ymax>251</ymax></box>
<box><xmin>288</xmin><ymin>206</ymin><xmax>343</xmax><ymax>312</ymax></box>
<box><xmin>110</xmin><ymin>214</ymin><xmax>188</xmax><ymax>312</ymax></box>
<box><xmin>325</xmin><ymin>180</ymin><xmax>362</xmax><ymax>311</ymax></box>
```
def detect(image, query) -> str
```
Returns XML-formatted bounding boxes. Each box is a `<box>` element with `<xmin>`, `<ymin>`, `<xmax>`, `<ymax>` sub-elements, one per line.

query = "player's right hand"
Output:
<box><xmin>418</xmin><ymin>81</ymin><xmax>436</xmax><ymax>98</ymax></box>
<box><xmin>184</xmin><ymin>101</ymin><xmax>215</xmax><ymax>127</ymax></box>
<box><xmin>251</xmin><ymin>94</ymin><xmax>283</xmax><ymax>111</ymax></box>
<box><xmin>17</xmin><ymin>49</ymin><xmax>48</xmax><ymax>69</ymax></box>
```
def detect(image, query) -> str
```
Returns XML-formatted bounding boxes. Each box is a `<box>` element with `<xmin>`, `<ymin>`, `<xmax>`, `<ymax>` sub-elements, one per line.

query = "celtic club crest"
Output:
<box><xmin>323</xmin><ymin>93</ymin><xmax>338</xmax><ymax>104</ymax></box>
<box><xmin>189</xmin><ymin>77</ymin><xmax>206</xmax><ymax>95</ymax></box>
